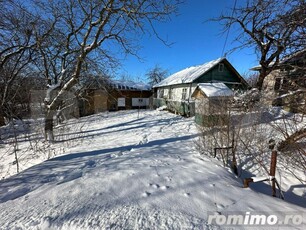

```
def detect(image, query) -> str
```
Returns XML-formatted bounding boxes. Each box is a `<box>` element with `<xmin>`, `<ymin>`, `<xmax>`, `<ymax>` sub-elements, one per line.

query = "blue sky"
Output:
<box><xmin>119</xmin><ymin>0</ymin><xmax>259</xmax><ymax>82</ymax></box>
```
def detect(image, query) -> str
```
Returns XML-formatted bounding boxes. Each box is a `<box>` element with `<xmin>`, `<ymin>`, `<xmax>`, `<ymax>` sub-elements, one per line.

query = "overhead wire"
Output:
<box><xmin>221</xmin><ymin>0</ymin><xmax>238</xmax><ymax>57</ymax></box>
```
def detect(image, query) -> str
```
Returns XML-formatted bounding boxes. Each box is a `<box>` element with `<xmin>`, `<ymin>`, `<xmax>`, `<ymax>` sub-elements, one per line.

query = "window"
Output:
<box><xmin>169</xmin><ymin>88</ymin><xmax>173</xmax><ymax>100</ymax></box>
<box><xmin>274</xmin><ymin>77</ymin><xmax>282</xmax><ymax>91</ymax></box>
<box><xmin>158</xmin><ymin>89</ymin><xmax>164</xmax><ymax>98</ymax></box>
<box><xmin>182</xmin><ymin>88</ymin><xmax>187</xmax><ymax>100</ymax></box>
<box><xmin>218</xmin><ymin>63</ymin><xmax>224</xmax><ymax>72</ymax></box>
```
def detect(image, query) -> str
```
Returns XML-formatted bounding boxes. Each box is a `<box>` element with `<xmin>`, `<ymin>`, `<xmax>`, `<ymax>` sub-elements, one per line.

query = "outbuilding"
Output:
<box><xmin>153</xmin><ymin>57</ymin><xmax>248</xmax><ymax>116</ymax></box>
<box><xmin>191</xmin><ymin>83</ymin><xmax>234</xmax><ymax>125</ymax></box>
<box><xmin>79</xmin><ymin>80</ymin><xmax>152</xmax><ymax>117</ymax></box>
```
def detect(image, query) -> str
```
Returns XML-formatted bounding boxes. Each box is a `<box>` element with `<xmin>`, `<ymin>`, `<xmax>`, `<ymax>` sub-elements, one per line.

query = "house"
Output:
<box><xmin>78</xmin><ymin>89</ymin><xmax>108</xmax><ymax>116</ymax></box>
<box><xmin>153</xmin><ymin>57</ymin><xmax>248</xmax><ymax>116</ymax></box>
<box><xmin>251</xmin><ymin>49</ymin><xmax>306</xmax><ymax>112</ymax></box>
<box><xmin>191</xmin><ymin>83</ymin><xmax>234</xmax><ymax>125</ymax></box>
<box><xmin>108</xmin><ymin>80</ymin><xmax>152</xmax><ymax>111</ymax></box>
<box><xmin>79</xmin><ymin>80</ymin><xmax>152</xmax><ymax>117</ymax></box>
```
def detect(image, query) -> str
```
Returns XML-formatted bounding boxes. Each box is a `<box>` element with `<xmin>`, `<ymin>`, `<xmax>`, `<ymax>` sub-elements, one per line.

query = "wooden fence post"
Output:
<box><xmin>231</xmin><ymin>134</ymin><xmax>238</xmax><ymax>175</ymax></box>
<box><xmin>269</xmin><ymin>150</ymin><xmax>277</xmax><ymax>197</ymax></box>
<box><xmin>268</xmin><ymin>139</ymin><xmax>277</xmax><ymax>197</ymax></box>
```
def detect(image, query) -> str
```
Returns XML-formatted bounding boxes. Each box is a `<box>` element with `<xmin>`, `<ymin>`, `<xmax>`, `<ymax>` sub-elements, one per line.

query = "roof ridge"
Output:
<box><xmin>153</xmin><ymin>57</ymin><xmax>225</xmax><ymax>88</ymax></box>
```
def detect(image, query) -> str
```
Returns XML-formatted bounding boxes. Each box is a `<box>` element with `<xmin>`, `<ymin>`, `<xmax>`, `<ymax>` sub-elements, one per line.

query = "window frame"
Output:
<box><xmin>218</xmin><ymin>63</ymin><xmax>224</xmax><ymax>72</ymax></box>
<box><xmin>182</xmin><ymin>88</ymin><xmax>187</xmax><ymax>100</ymax></box>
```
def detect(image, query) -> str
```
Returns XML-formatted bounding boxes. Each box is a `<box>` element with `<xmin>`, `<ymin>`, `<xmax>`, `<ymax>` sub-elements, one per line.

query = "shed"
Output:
<box><xmin>79</xmin><ymin>80</ymin><xmax>152</xmax><ymax>116</ymax></box>
<box><xmin>191</xmin><ymin>83</ymin><xmax>234</xmax><ymax>126</ymax></box>
<box><xmin>108</xmin><ymin>80</ymin><xmax>151</xmax><ymax>111</ymax></box>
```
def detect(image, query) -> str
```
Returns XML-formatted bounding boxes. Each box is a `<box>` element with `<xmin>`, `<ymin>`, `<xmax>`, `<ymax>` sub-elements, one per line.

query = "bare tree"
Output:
<box><xmin>243</xmin><ymin>72</ymin><xmax>259</xmax><ymax>88</ymax></box>
<box><xmin>215</xmin><ymin>0</ymin><xmax>306</xmax><ymax>90</ymax></box>
<box><xmin>26</xmin><ymin>0</ymin><xmax>182</xmax><ymax>141</ymax></box>
<box><xmin>214</xmin><ymin>0</ymin><xmax>306</xmax><ymax>157</ymax></box>
<box><xmin>0</xmin><ymin>0</ymin><xmax>54</xmax><ymax>125</ymax></box>
<box><xmin>146</xmin><ymin>64</ymin><xmax>168</xmax><ymax>87</ymax></box>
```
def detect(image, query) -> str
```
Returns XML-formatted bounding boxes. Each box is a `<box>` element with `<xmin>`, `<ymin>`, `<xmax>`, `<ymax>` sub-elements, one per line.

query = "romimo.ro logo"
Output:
<box><xmin>207</xmin><ymin>211</ymin><xmax>305</xmax><ymax>227</ymax></box>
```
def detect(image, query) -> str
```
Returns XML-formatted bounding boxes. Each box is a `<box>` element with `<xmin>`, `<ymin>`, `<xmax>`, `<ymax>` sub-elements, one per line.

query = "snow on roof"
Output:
<box><xmin>250</xmin><ymin>62</ymin><xmax>275</xmax><ymax>71</ymax></box>
<box><xmin>153</xmin><ymin>58</ymin><xmax>225</xmax><ymax>88</ymax></box>
<box><xmin>282</xmin><ymin>48</ymin><xmax>306</xmax><ymax>64</ymax></box>
<box><xmin>111</xmin><ymin>80</ymin><xmax>151</xmax><ymax>91</ymax></box>
<box><xmin>250</xmin><ymin>49</ymin><xmax>306</xmax><ymax>71</ymax></box>
<box><xmin>197</xmin><ymin>83</ymin><xmax>234</xmax><ymax>97</ymax></box>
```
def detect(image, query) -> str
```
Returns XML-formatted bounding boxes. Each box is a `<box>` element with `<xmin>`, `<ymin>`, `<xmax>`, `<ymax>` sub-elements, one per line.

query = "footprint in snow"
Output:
<box><xmin>184</xmin><ymin>192</ymin><xmax>191</xmax><ymax>197</ymax></box>
<box><xmin>160</xmin><ymin>185</ymin><xmax>169</xmax><ymax>190</ymax></box>
<box><xmin>110</xmin><ymin>152</ymin><xmax>123</xmax><ymax>158</ymax></box>
<box><xmin>148</xmin><ymin>184</ymin><xmax>169</xmax><ymax>191</ymax></box>
<box><xmin>57</xmin><ymin>171</ymin><xmax>83</xmax><ymax>184</ymax></box>
<box><xmin>85</xmin><ymin>160</ymin><xmax>96</xmax><ymax>168</ymax></box>
<box><xmin>138</xmin><ymin>134</ymin><xmax>148</xmax><ymax>145</ymax></box>
<box><xmin>149</xmin><ymin>183</ymin><xmax>160</xmax><ymax>189</ymax></box>
<box><xmin>142</xmin><ymin>191</ymin><xmax>151</xmax><ymax>197</ymax></box>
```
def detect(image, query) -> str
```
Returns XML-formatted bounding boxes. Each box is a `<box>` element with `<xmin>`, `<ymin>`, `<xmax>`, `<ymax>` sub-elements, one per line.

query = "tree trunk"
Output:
<box><xmin>0</xmin><ymin>116</ymin><xmax>5</xmax><ymax>126</ymax></box>
<box><xmin>44</xmin><ymin>110</ymin><xmax>54</xmax><ymax>142</ymax></box>
<box><xmin>0</xmin><ymin>108</ymin><xmax>5</xmax><ymax>126</ymax></box>
<box><xmin>256</xmin><ymin>69</ymin><xmax>267</xmax><ymax>90</ymax></box>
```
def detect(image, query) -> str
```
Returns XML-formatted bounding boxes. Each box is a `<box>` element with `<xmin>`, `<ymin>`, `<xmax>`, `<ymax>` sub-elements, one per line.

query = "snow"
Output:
<box><xmin>250</xmin><ymin>49</ymin><xmax>306</xmax><ymax>71</ymax></box>
<box><xmin>197</xmin><ymin>83</ymin><xmax>234</xmax><ymax>97</ymax></box>
<box><xmin>251</xmin><ymin>176</ymin><xmax>270</xmax><ymax>183</ymax></box>
<box><xmin>153</xmin><ymin>58</ymin><xmax>224</xmax><ymax>87</ymax></box>
<box><xmin>0</xmin><ymin>110</ymin><xmax>305</xmax><ymax>229</ymax></box>
<box><xmin>45</xmin><ymin>82</ymin><xmax>61</xmax><ymax>103</ymax></box>
<box><xmin>277</xmin><ymin>89</ymin><xmax>306</xmax><ymax>99</ymax></box>
<box><xmin>111</xmin><ymin>80</ymin><xmax>151</xmax><ymax>91</ymax></box>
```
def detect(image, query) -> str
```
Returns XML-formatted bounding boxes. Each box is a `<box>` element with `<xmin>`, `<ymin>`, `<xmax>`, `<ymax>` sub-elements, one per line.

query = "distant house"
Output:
<box><xmin>251</xmin><ymin>49</ymin><xmax>306</xmax><ymax>112</ymax></box>
<box><xmin>191</xmin><ymin>83</ymin><xmax>234</xmax><ymax>125</ymax></box>
<box><xmin>79</xmin><ymin>80</ymin><xmax>152</xmax><ymax>117</ymax></box>
<box><xmin>107</xmin><ymin>80</ymin><xmax>152</xmax><ymax>111</ymax></box>
<box><xmin>78</xmin><ymin>89</ymin><xmax>108</xmax><ymax>116</ymax></box>
<box><xmin>153</xmin><ymin>57</ymin><xmax>249</xmax><ymax>116</ymax></box>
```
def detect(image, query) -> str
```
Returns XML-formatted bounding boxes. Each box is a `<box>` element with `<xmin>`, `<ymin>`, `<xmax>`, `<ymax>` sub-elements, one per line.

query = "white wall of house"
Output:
<box><xmin>157</xmin><ymin>84</ymin><xmax>197</xmax><ymax>101</ymax></box>
<box><xmin>132</xmin><ymin>98</ymin><xmax>150</xmax><ymax>107</ymax></box>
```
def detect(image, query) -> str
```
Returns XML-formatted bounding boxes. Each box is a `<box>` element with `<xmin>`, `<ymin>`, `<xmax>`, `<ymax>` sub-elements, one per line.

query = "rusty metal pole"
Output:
<box><xmin>270</xmin><ymin>150</ymin><xmax>277</xmax><ymax>197</ymax></box>
<box><xmin>231</xmin><ymin>131</ymin><xmax>238</xmax><ymax>175</ymax></box>
<box><xmin>243</xmin><ymin>178</ymin><xmax>253</xmax><ymax>188</ymax></box>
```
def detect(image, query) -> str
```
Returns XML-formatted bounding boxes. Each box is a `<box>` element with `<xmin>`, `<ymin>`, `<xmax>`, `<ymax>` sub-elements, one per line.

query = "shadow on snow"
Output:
<box><xmin>0</xmin><ymin>133</ymin><xmax>197</xmax><ymax>203</ymax></box>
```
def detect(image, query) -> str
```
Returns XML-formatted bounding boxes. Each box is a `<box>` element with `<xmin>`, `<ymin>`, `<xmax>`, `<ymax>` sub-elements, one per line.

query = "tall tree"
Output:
<box><xmin>28</xmin><ymin>0</ymin><xmax>182</xmax><ymax>141</ymax></box>
<box><xmin>146</xmin><ymin>65</ymin><xmax>168</xmax><ymax>87</ymax></box>
<box><xmin>216</xmin><ymin>0</ymin><xmax>306</xmax><ymax>158</ymax></box>
<box><xmin>216</xmin><ymin>0</ymin><xmax>306</xmax><ymax>90</ymax></box>
<box><xmin>0</xmin><ymin>0</ymin><xmax>52</xmax><ymax>125</ymax></box>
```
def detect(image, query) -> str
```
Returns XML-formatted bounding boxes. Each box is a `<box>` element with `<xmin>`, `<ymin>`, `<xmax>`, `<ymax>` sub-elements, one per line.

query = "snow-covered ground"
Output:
<box><xmin>0</xmin><ymin>110</ymin><xmax>305</xmax><ymax>229</ymax></box>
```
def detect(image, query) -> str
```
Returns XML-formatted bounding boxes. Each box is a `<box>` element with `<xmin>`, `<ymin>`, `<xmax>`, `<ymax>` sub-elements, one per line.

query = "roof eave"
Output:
<box><xmin>154</xmin><ymin>57</ymin><xmax>226</xmax><ymax>88</ymax></box>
